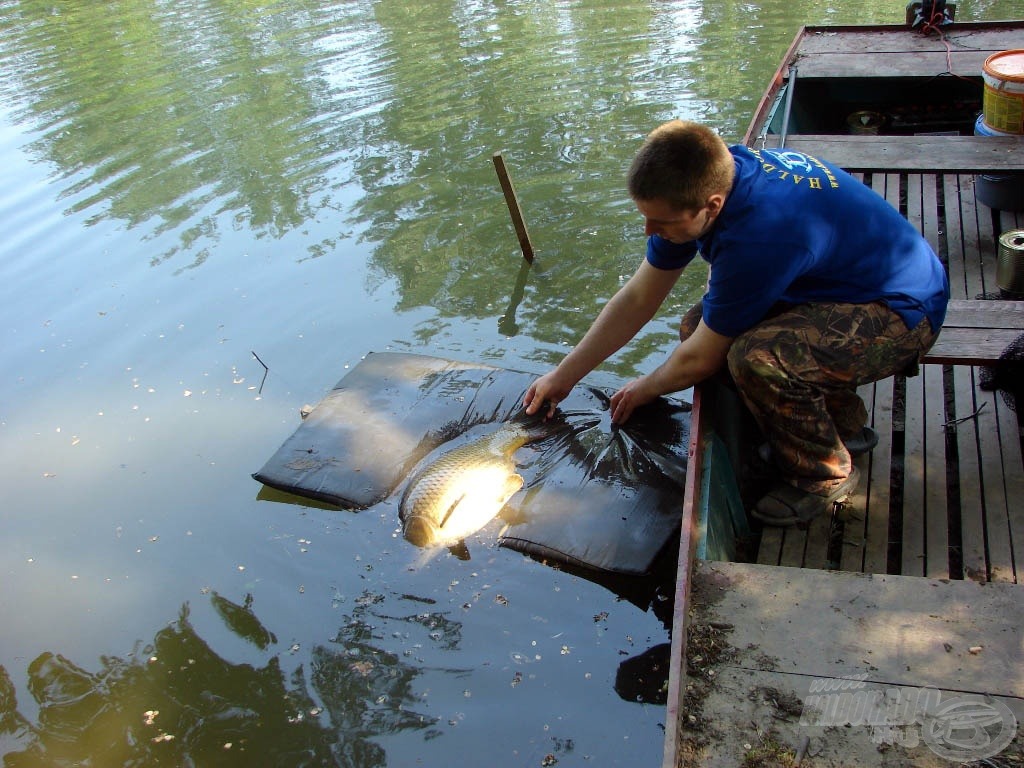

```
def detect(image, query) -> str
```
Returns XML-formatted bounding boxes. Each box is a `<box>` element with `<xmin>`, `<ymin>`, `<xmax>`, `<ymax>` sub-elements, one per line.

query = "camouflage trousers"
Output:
<box><xmin>680</xmin><ymin>301</ymin><xmax>939</xmax><ymax>494</ymax></box>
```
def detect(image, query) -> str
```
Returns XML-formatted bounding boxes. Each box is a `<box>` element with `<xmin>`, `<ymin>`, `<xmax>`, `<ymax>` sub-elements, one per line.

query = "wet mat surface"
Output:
<box><xmin>254</xmin><ymin>352</ymin><xmax>691</xmax><ymax>575</ymax></box>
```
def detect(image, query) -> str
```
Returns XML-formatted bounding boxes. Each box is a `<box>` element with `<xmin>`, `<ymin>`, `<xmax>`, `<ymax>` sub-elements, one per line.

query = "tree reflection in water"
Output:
<box><xmin>0</xmin><ymin>592</ymin><xmax>439</xmax><ymax>767</ymax></box>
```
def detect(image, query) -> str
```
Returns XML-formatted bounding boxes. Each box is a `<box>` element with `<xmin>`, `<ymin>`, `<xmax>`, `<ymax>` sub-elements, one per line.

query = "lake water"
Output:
<box><xmin>1</xmin><ymin>1</ymin><xmax>1019</xmax><ymax>765</ymax></box>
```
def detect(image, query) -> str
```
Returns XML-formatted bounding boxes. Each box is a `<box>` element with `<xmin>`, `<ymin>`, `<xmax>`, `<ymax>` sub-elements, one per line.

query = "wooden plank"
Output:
<box><xmin>756</xmin><ymin>526</ymin><xmax>783</xmax><ymax>566</ymax></box>
<box><xmin>864</xmin><ymin>378</ymin><xmax>895</xmax><ymax>575</ymax></box>
<box><xmin>923</xmin><ymin>328</ymin><xmax>1024</xmax><ymax>364</ymax></box>
<box><xmin>976</xmin><ymin>391</ymin><xmax>1015</xmax><ymax>582</ymax></box>
<box><xmin>940</xmin><ymin>174</ymin><xmax>982</xmax><ymax>581</ymax></box>
<box><xmin>975</xmin><ymin>199</ymin><xmax>1016</xmax><ymax>582</ymax></box>
<box><xmin>773</xmin><ymin>135</ymin><xmax>1024</xmax><ymax>173</ymax></box>
<box><xmin>960</xmin><ymin>171</ymin><xmax>1001</xmax><ymax>584</ymax></box>
<box><xmin>923</xmin><ymin>363</ymin><xmax>950</xmax><ymax>578</ymax></box>
<box><xmin>903</xmin><ymin>172</ymin><xmax>929</xmax><ymax>578</ymax></box>
<box><xmin>801</xmin><ymin>509</ymin><xmax>832</xmax><ymax>570</ymax></box>
<box><xmin>995</xmin><ymin>391</ymin><xmax>1024</xmax><ymax>584</ymax></box>
<box><xmin>794</xmin><ymin>23</ymin><xmax>1024</xmax><ymax>56</ymax></box>
<box><xmin>778</xmin><ymin>522</ymin><xmax>808</xmax><ymax>568</ymax></box>
<box><xmin>978</xmin><ymin>185</ymin><xmax>1002</xmax><ymax>296</ymax></box>
<box><xmin>913</xmin><ymin>171</ymin><xmax>950</xmax><ymax>581</ymax></box>
<box><xmin>953</xmin><ymin>365</ymin><xmax>988</xmax><ymax>581</ymax></box>
<box><xmin>682</xmin><ymin>664</ymin><xmax>1024</xmax><ymax>768</ymax></box>
<box><xmin>921</xmin><ymin>176</ymin><xmax>950</xmax><ymax>577</ymax></box>
<box><xmin>948</xmin><ymin>173</ymin><xmax>992</xmax><ymax>582</ymax></box>
<box><xmin>916</xmin><ymin>174</ymin><xmax>951</xmax><ymax>578</ymax></box>
<box><xmin>794</xmin><ymin>49</ymin><xmax>991</xmax><ymax>79</ymax></box>
<box><xmin>943</xmin><ymin>299</ymin><xmax>1024</xmax><ymax>329</ymax></box>
<box><xmin>839</xmin><ymin>386</ymin><xmax>872</xmax><ymax>573</ymax></box>
<box><xmin>694</xmin><ymin>561</ymin><xmax>1024</xmax><ymax>696</ymax></box>
<box><xmin>677</xmin><ymin>560</ymin><xmax>1024</xmax><ymax>766</ymax></box>
<box><xmin>902</xmin><ymin>358</ymin><xmax>928</xmax><ymax>576</ymax></box>
<box><xmin>963</xmin><ymin>174</ymin><xmax>988</xmax><ymax>299</ymax></box>
<box><xmin>981</xmin><ymin>348</ymin><xmax>1024</xmax><ymax>585</ymax></box>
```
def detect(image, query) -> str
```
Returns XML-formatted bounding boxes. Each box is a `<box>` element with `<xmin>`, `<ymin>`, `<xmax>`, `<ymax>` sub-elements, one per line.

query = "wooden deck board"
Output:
<box><xmin>954</xmin><ymin>364</ymin><xmax>988</xmax><ymax>581</ymax></box>
<box><xmin>676</xmin><ymin>561</ymin><xmax>1024</xmax><ymax>768</ymax></box>
<box><xmin>985</xmin><ymin>388</ymin><xmax>1022</xmax><ymax>584</ymax></box>
<box><xmin>902</xmin><ymin>369</ymin><xmax>928</xmax><ymax>576</ymax></box>
<box><xmin>941</xmin><ymin>300</ymin><xmax>1024</xmax><ymax>329</ymax></box>
<box><xmin>925</xmin><ymin>327</ymin><xmax>1024</xmax><ymax>364</ymax></box>
<box><xmin>802</xmin><ymin>511</ymin><xmax>831</xmax><ymax>569</ymax></box>
<box><xmin>924</xmin><ymin>363</ymin><xmax>950</xmax><ymax>578</ymax></box>
<box><xmin>756</xmin><ymin>526</ymin><xmax>783</xmax><ymax>566</ymax></box>
<box><xmin>996</xmin><ymin>395</ymin><xmax>1024</xmax><ymax>583</ymax></box>
<box><xmin>695</xmin><ymin>561</ymin><xmax>1024</xmax><ymax>695</ymax></box>
<box><xmin>793</xmin><ymin>24</ymin><xmax>1024</xmax><ymax>56</ymax></box>
<box><xmin>775</xmin><ymin>135</ymin><xmax>1024</xmax><ymax>173</ymax></box>
<box><xmin>865</xmin><ymin>377</ymin><xmax>895</xmax><ymax>575</ymax></box>
<box><xmin>839</xmin><ymin>388</ymin><xmax>871</xmax><ymax>573</ymax></box>
<box><xmin>779</xmin><ymin>519</ymin><xmax>809</xmax><ymax>568</ymax></box>
<box><xmin>794</xmin><ymin>49</ymin><xmax>991</xmax><ymax>79</ymax></box>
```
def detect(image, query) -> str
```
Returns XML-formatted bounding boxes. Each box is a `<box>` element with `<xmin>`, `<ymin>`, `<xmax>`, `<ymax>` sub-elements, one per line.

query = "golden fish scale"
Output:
<box><xmin>400</xmin><ymin>422</ymin><xmax>530</xmax><ymax>522</ymax></box>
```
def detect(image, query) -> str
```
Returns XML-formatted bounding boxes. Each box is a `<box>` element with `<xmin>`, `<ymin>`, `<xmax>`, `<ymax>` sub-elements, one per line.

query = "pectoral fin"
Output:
<box><xmin>501</xmin><ymin>473</ymin><xmax>525</xmax><ymax>499</ymax></box>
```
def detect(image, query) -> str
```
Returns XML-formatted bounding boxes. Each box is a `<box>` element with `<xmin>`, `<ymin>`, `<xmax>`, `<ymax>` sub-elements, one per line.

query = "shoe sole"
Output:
<box><xmin>751</xmin><ymin>467</ymin><xmax>860</xmax><ymax>528</ymax></box>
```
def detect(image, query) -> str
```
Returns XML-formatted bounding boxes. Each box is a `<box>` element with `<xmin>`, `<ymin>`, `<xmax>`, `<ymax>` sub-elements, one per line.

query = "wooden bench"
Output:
<box><xmin>923</xmin><ymin>298</ymin><xmax>1024</xmax><ymax>365</ymax></box>
<box><xmin>780</xmin><ymin>134</ymin><xmax>1024</xmax><ymax>174</ymax></box>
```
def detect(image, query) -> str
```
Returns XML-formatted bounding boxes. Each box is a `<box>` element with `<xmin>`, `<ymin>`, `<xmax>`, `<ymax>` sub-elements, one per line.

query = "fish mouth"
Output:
<box><xmin>403</xmin><ymin>515</ymin><xmax>440</xmax><ymax>547</ymax></box>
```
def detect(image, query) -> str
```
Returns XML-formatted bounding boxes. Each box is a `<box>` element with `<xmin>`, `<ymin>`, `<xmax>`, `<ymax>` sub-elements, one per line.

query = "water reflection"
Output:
<box><xmin>0</xmin><ymin>584</ymin><xmax>671</xmax><ymax>765</ymax></box>
<box><xmin>1</xmin><ymin>1</ymin><xmax>371</xmax><ymax>271</ymax></box>
<box><xmin>9</xmin><ymin>0</ymin><xmax>1014</xmax><ymax>357</ymax></box>
<box><xmin>0</xmin><ymin>592</ymin><xmax>439</xmax><ymax>767</ymax></box>
<box><xmin>0</xmin><ymin>0</ymin><xmax>696</xmax><ymax>358</ymax></box>
<box><xmin>3</xmin><ymin>0</ymin><xmax>1021</xmax><ymax>349</ymax></box>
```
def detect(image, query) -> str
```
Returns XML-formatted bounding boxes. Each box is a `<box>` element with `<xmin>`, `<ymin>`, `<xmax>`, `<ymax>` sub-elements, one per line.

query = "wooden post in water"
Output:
<box><xmin>492</xmin><ymin>151</ymin><xmax>535</xmax><ymax>264</ymax></box>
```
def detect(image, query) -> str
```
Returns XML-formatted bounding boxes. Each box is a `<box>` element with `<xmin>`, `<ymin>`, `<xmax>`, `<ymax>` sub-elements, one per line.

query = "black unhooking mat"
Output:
<box><xmin>253</xmin><ymin>352</ymin><xmax>691</xmax><ymax>576</ymax></box>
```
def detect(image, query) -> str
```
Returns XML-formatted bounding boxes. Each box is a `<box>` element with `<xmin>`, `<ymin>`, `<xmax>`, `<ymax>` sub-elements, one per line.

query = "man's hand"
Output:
<box><xmin>609</xmin><ymin>375</ymin><xmax>658</xmax><ymax>424</ymax></box>
<box><xmin>523</xmin><ymin>370</ymin><xmax>576</xmax><ymax>419</ymax></box>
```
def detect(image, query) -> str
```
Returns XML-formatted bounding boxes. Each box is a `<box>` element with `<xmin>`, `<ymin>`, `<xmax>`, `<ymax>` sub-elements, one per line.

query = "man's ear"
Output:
<box><xmin>706</xmin><ymin>193</ymin><xmax>725</xmax><ymax>216</ymax></box>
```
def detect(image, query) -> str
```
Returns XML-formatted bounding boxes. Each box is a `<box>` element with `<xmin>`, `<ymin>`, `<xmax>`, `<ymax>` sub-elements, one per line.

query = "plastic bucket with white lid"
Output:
<box><xmin>983</xmin><ymin>49</ymin><xmax>1024</xmax><ymax>135</ymax></box>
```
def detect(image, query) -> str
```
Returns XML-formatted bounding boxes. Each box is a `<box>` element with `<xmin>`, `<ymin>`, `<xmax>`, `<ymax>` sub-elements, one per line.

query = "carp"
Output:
<box><xmin>399</xmin><ymin>418</ymin><xmax>541</xmax><ymax>551</ymax></box>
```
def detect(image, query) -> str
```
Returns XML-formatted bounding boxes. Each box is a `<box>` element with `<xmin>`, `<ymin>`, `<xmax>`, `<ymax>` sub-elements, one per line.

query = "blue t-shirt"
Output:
<box><xmin>646</xmin><ymin>146</ymin><xmax>950</xmax><ymax>338</ymax></box>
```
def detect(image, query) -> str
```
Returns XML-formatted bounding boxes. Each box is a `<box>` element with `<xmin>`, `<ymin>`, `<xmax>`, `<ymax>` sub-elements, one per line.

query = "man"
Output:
<box><xmin>523</xmin><ymin>120</ymin><xmax>948</xmax><ymax>527</ymax></box>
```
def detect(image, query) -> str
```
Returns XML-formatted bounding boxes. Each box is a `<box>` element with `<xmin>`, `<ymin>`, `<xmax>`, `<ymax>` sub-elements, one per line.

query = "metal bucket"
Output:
<box><xmin>997</xmin><ymin>229</ymin><xmax>1024</xmax><ymax>297</ymax></box>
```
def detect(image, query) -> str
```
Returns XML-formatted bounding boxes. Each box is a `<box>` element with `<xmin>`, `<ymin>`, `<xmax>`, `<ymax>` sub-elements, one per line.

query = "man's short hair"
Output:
<box><xmin>627</xmin><ymin>120</ymin><xmax>735</xmax><ymax>211</ymax></box>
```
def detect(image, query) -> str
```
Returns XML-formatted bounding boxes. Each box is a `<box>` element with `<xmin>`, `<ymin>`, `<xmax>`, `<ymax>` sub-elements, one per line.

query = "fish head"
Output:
<box><xmin>403</xmin><ymin>514</ymin><xmax>442</xmax><ymax>548</ymax></box>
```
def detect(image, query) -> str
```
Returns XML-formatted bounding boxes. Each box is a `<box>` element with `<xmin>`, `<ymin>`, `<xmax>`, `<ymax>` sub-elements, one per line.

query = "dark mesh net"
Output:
<box><xmin>975</xmin><ymin>291</ymin><xmax>1024</xmax><ymax>412</ymax></box>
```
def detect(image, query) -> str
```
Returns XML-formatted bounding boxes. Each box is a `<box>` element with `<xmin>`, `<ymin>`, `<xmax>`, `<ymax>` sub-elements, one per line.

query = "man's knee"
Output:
<box><xmin>678</xmin><ymin>301</ymin><xmax>704</xmax><ymax>342</ymax></box>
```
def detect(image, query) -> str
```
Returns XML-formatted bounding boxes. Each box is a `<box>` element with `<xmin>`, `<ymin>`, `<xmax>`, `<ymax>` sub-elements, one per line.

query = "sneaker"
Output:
<box><xmin>752</xmin><ymin>467</ymin><xmax>860</xmax><ymax>527</ymax></box>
